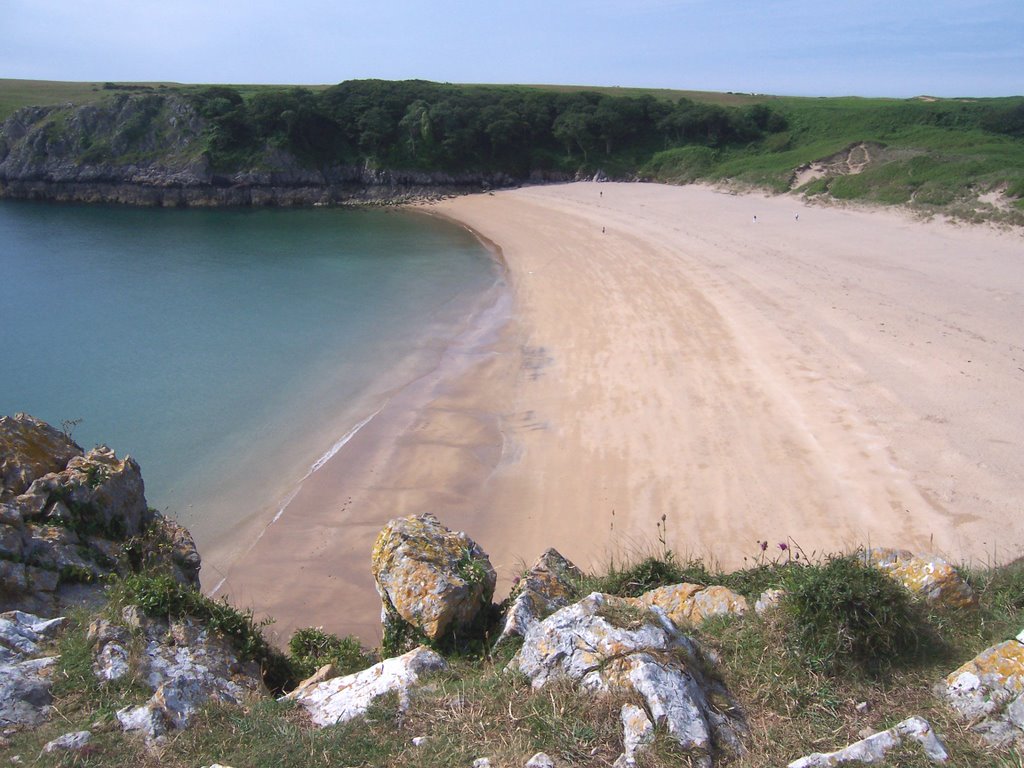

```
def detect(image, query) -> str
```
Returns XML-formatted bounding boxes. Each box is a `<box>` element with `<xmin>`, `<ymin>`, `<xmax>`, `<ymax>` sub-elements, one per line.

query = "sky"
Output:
<box><xmin>3</xmin><ymin>0</ymin><xmax>1022</xmax><ymax>98</ymax></box>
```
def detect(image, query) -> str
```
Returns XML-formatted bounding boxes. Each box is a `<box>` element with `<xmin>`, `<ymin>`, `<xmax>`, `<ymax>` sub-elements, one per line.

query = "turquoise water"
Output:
<box><xmin>0</xmin><ymin>201</ymin><xmax>497</xmax><ymax>544</ymax></box>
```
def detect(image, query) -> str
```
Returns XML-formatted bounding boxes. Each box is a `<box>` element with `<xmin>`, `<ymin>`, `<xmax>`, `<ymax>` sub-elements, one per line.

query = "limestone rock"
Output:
<box><xmin>0</xmin><ymin>656</ymin><xmax>59</xmax><ymax>726</ymax></box>
<box><xmin>0</xmin><ymin>414</ymin><xmax>82</xmax><ymax>501</ymax></box>
<box><xmin>0</xmin><ymin>611</ymin><xmax>66</xmax><ymax>661</ymax></box>
<box><xmin>613</xmin><ymin>703</ymin><xmax>655</xmax><ymax>768</ymax></box>
<box><xmin>526</xmin><ymin>754</ymin><xmax>555</xmax><ymax>768</ymax></box>
<box><xmin>788</xmin><ymin>716</ymin><xmax>948</xmax><ymax>766</ymax></box>
<box><xmin>940</xmin><ymin>628</ymin><xmax>1024</xmax><ymax>745</ymax></box>
<box><xmin>287</xmin><ymin>645</ymin><xmax>447</xmax><ymax>727</ymax></box>
<box><xmin>281</xmin><ymin>663</ymin><xmax>338</xmax><ymax>702</ymax></box>
<box><xmin>755</xmin><ymin>588</ymin><xmax>785</xmax><ymax>615</ymax></box>
<box><xmin>497</xmin><ymin>548</ymin><xmax>581</xmax><ymax>644</ymax></box>
<box><xmin>511</xmin><ymin>592</ymin><xmax>746</xmax><ymax>767</ymax></box>
<box><xmin>88</xmin><ymin>619</ymin><xmax>132</xmax><ymax>682</ymax></box>
<box><xmin>43</xmin><ymin>730</ymin><xmax>91</xmax><ymax>753</ymax></box>
<box><xmin>866</xmin><ymin>548</ymin><xmax>976</xmax><ymax>608</ymax></box>
<box><xmin>372</xmin><ymin>513</ymin><xmax>496</xmax><ymax>645</ymax></box>
<box><xmin>634</xmin><ymin>583</ymin><xmax>748</xmax><ymax>628</ymax></box>
<box><xmin>113</xmin><ymin>615</ymin><xmax>265</xmax><ymax>738</ymax></box>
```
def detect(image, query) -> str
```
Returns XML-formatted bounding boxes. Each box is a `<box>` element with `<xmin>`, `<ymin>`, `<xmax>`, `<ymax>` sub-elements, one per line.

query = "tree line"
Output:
<box><xmin>185</xmin><ymin>80</ymin><xmax>789</xmax><ymax>173</ymax></box>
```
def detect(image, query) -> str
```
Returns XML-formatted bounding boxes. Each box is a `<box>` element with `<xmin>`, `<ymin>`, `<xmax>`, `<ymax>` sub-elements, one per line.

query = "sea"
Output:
<box><xmin>0</xmin><ymin>200</ymin><xmax>499</xmax><ymax>548</ymax></box>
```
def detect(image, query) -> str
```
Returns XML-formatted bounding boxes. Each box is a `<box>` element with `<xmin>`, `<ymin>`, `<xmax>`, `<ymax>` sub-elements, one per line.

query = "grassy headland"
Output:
<box><xmin>1</xmin><ymin>78</ymin><xmax>1020</xmax><ymax>221</ymax></box>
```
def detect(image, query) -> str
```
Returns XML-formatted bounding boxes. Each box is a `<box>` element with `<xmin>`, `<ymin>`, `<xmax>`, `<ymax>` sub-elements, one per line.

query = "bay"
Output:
<box><xmin>0</xmin><ymin>201</ymin><xmax>498</xmax><ymax>548</ymax></box>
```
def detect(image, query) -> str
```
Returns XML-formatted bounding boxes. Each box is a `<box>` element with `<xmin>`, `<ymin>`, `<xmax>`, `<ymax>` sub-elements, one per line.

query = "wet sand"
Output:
<box><xmin>212</xmin><ymin>182</ymin><xmax>1024</xmax><ymax>645</ymax></box>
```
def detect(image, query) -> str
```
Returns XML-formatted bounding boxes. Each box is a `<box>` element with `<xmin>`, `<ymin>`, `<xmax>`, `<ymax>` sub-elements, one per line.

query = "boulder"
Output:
<box><xmin>496</xmin><ymin>548</ymin><xmax>581</xmax><ymax>644</ymax></box>
<box><xmin>526</xmin><ymin>752</ymin><xmax>556</xmax><ymax>768</ymax></box>
<box><xmin>371</xmin><ymin>513</ymin><xmax>496</xmax><ymax>646</ymax></box>
<box><xmin>0</xmin><ymin>610</ymin><xmax>65</xmax><ymax>727</ymax></box>
<box><xmin>111</xmin><ymin>614</ymin><xmax>265</xmax><ymax>738</ymax></box>
<box><xmin>633</xmin><ymin>583</ymin><xmax>748</xmax><ymax>628</ymax></box>
<box><xmin>511</xmin><ymin>592</ymin><xmax>746</xmax><ymax>767</ymax></box>
<box><xmin>0</xmin><ymin>611</ymin><xmax>66</xmax><ymax>661</ymax></box>
<box><xmin>788</xmin><ymin>716</ymin><xmax>948</xmax><ymax>766</ymax></box>
<box><xmin>0</xmin><ymin>656</ymin><xmax>59</xmax><ymax>727</ymax></box>
<box><xmin>866</xmin><ymin>548</ymin><xmax>976</xmax><ymax>608</ymax></box>
<box><xmin>286</xmin><ymin>645</ymin><xmax>447</xmax><ymax>727</ymax></box>
<box><xmin>0</xmin><ymin>414</ymin><xmax>82</xmax><ymax>501</ymax></box>
<box><xmin>940</xmin><ymin>628</ymin><xmax>1024</xmax><ymax>745</ymax></box>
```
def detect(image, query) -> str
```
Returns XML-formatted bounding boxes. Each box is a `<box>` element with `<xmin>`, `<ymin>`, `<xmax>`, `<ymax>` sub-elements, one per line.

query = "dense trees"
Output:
<box><xmin>185</xmin><ymin>80</ymin><xmax>789</xmax><ymax>173</ymax></box>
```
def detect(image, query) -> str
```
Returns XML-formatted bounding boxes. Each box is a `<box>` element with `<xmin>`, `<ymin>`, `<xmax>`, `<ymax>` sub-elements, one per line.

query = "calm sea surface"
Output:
<box><xmin>0</xmin><ymin>201</ymin><xmax>497</xmax><ymax>542</ymax></box>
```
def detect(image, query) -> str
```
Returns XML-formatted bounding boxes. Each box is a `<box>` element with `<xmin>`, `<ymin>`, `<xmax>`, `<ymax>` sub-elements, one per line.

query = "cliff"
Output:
<box><xmin>0</xmin><ymin>92</ymin><xmax>534</xmax><ymax>206</ymax></box>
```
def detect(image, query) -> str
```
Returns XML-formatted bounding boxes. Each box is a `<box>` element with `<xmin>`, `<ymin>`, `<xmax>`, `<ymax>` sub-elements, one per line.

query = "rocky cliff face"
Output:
<box><xmin>0</xmin><ymin>93</ymin><xmax>533</xmax><ymax>206</ymax></box>
<box><xmin>0</xmin><ymin>413</ymin><xmax>200</xmax><ymax>616</ymax></box>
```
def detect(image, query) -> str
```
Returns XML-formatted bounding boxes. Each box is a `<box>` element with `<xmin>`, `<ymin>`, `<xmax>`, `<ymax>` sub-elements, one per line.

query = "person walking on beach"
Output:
<box><xmin>753</xmin><ymin>215</ymin><xmax>757</xmax><ymax>223</ymax></box>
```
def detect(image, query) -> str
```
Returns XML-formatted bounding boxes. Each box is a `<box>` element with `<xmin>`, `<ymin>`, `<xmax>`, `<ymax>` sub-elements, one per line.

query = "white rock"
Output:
<box><xmin>288</xmin><ymin>645</ymin><xmax>447</xmax><ymax>727</ymax></box>
<box><xmin>754</xmin><ymin>589</ymin><xmax>785</xmax><ymax>615</ymax></box>
<box><xmin>43</xmin><ymin>730</ymin><xmax>91</xmax><ymax>753</ymax></box>
<box><xmin>473</xmin><ymin>758</ymin><xmax>492</xmax><ymax>768</ymax></box>
<box><xmin>788</xmin><ymin>716</ymin><xmax>948</xmax><ymax>766</ymax></box>
<box><xmin>525</xmin><ymin>752</ymin><xmax>555</xmax><ymax>768</ymax></box>
<box><xmin>0</xmin><ymin>612</ymin><xmax>66</xmax><ymax>659</ymax></box>
<box><xmin>116</xmin><ymin>703</ymin><xmax>168</xmax><ymax>738</ymax></box>
<box><xmin>613</xmin><ymin>703</ymin><xmax>654</xmax><ymax>768</ymax></box>
<box><xmin>411</xmin><ymin>736</ymin><xmax>429</xmax><ymax>747</ymax></box>
<box><xmin>511</xmin><ymin>592</ymin><xmax>745</xmax><ymax>767</ymax></box>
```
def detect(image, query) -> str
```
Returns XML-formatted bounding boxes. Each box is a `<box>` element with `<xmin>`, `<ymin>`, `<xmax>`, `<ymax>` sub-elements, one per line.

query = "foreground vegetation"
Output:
<box><xmin>8</xmin><ymin>542</ymin><xmax>1024</xmax><ymax>767</ymax></box>
<box><xmin>2</xmin><ymin>78</ymin><xmax>1021</xmax><ymax>223</ymax></box>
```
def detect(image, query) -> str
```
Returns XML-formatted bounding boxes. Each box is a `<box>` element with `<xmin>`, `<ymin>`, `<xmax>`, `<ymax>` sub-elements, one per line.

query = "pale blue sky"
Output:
<box><xmin>3</xmin><ymin>0</ymin><xmax>1021</xmax><ymax>97</ymax></box>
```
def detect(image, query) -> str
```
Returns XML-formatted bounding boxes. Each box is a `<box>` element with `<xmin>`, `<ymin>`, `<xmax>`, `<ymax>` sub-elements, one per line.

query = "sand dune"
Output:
<box><xmin>214</xmin><ymin>182</ymin><xmax>1024</xmax><ymax>644</ymax></box>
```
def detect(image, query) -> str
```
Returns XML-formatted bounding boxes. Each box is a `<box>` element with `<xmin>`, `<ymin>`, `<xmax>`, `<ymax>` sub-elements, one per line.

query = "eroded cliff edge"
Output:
<box><xmin>0</xmin><ymin>91</ymin><xmax>533</xmax><ymax>206</ymax></box>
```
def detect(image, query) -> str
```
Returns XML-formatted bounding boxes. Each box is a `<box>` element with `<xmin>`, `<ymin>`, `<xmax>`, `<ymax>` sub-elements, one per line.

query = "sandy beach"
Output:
<box><xmin>212</xmin><ymin>182</ymin><xmax>1024</xmax><ymax>645</ymax></box>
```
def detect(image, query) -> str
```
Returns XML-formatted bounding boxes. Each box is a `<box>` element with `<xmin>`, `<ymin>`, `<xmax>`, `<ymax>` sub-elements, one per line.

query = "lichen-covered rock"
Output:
<box><xmin>0</xmin><ymin>414</ymin><xmax>200</xmax><ymax>615</ymax></box>
<box><xmin>496</xmin><ymin>548</ymin><xmax>581</xmax><ymax>644</ymax></box>
<box><xmin>633</xmin><ymin>583</ymin><xmax>748</xmax><ymax>628</ymax></box>
<box><xmin>287</xmin><ymin>645</ymin><xmax>447</xmax><ymax>727</ymax></box>
<box><xmin>0</xmin><ymin>414</ymin><xmax>82</xmax><ymax>501</ymax></box>
<box><xmin>940</xmin><ymin>628</ymin><xmax>1024</xmax><ymax>745</ymax></box>
<box><xmin>112</xmin><ymin>614</ymin><xmax>265</xmax><ymax>739</ymax></box>
<box><xmin>613</xmin><ymin>703</ymin><xmax>655</xmax><ymax>768</ymax></box>
<box><xmin>372</xmin><ymin>513</ymin><xmax>496</xmax><ymax>646</ymax></box>
<box><xmin>511</xmin><ymin>592</ymin><xmax>746</xmax><ymax>767</ymax></box>
<box><xmin>788</xmin><ymin>716</ymin><xmax>948</xmax><ymax>766</ymax></box>
<box><xmin>87</xmin><ymin>618</ymin><xmax>132</xmax><ymax>681</ymax></box>
<box><xmin>866</xmin><ymin>548</ymin><xmax>976</xmax><ymax>608</ymax></box>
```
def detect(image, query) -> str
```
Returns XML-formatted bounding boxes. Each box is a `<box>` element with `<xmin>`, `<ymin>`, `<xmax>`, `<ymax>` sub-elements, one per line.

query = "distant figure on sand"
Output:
<box><xmin>795</xmin><ymin>213</ymin><xmax>799</xmax><ymax>221</ymax></box>
<box><xmin>753</xmin><ymin>215</ymin><xmax>757</xmax><ymax>223</ymax></box>
<box><xmin>602</xmin><ymin>227</ymin><xmax>606</xmax><ymax>234</ymax></box>
<box><xmin>600</xmin><ymin>190</ymin><xmax>603</xmax><ymax>197</ymax></box>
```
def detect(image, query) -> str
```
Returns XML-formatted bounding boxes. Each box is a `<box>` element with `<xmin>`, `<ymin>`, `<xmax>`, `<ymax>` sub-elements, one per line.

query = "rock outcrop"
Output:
<box><xmin>372</xmin><ymin>513</ymin><xmax>496</xmax><ymax>649</ymax></box>
<box><xmin>107</xmin><ymin>609</ymin><xmax>266</xmax><ymax>739</ymax></box>
<box><xmin>0</xmin><ymin>610</ymin><xmax>65</xmax><ymax>727</ymax></box>
<box><xmin>496</xmin><ymin>548</ymin><xmax>582</xmax><ymax>644</ymax></box>
<box><xmin>511</xmin><ymin>591</ymin><xmax>746</xmax><ymax>768</ymax></box>
<box><xmin>633</xmin><ymin>583</ymin><xmax>748</xmax><ymax>628</ymax></box>
<box><xmin>286</xmin><ymin>645</ymin><xmax>447</xmax><ymax>727</ymax></box>
<box><xmin>866</xmin><ymin>548</ymin><xmax>976</xmax><ymax>609</ymax></box>
<box><xmin>941</xmin><ymin>627</ymin><xmax>1024</xmax><ymax>746</ymax></box>
<box><xmin>0</xmin><ymin>94</ymin><xmax>521</xmax><ymax>207</ymax></box>
<box><xmin>0</xmin><ymin>414</ymin><xmax>200</xmax><ymax>615</ymax></box>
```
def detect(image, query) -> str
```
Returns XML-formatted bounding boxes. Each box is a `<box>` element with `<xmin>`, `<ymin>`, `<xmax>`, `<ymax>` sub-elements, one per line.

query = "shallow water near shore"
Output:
<box><xmin>0</xmin><ymin>200</ymin><xmax>498</xmax><ymax>552</ymax></box>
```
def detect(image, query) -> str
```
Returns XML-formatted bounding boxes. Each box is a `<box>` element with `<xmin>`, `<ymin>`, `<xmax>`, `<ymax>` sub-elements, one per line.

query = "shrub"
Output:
<box><xmin>288</xmin><ymin>627</ymin><xmax>376</xmax><ymax>680</ymax></box>
<box><xmin>780</xmin><ymin>555</ymin><xmax>922</xmax><ymax>673</ymax></box>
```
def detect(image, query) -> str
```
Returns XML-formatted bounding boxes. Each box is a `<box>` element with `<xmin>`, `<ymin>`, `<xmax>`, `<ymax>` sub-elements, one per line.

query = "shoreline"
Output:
<box><xmin>211</xmin><ymin>181</ymin><xmax>1024</xmax><ymax>646</ymax></box>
